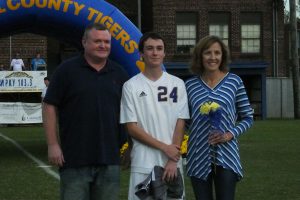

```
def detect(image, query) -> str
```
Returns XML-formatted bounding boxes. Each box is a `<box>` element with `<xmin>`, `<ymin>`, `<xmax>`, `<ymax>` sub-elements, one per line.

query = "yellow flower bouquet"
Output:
<box><xmin>120</xmin><ymin>133</ymin><xmax>189</xmax><ymax>158</ymax></box>
<box><xmin>199</xmin><ymin>101</ymin><xmax>221</xmax><ymax>130</ymax></box>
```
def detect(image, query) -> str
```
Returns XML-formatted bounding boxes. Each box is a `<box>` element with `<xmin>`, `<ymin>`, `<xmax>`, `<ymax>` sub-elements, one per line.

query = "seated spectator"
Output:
<box><xmin>10</xmin><ymin>53</ymin><xmax>25</xmax><ymax>71</ymax></box>
<box><xmin>0</xmin><ymin>64</ymin><xmax>5</xmax><ymax>71</ymax></box>
<box><xmin>31</xmin><ymin>53</ymin><xmax>46</xmax><ymax>71</ymax></box>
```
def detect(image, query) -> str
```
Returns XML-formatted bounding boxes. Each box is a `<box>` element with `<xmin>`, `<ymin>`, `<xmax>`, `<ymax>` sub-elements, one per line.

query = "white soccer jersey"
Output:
<box><xmin>120</xmin><ymin>72</ymin><xmax>189</xmax><ymax>173</ymax></box>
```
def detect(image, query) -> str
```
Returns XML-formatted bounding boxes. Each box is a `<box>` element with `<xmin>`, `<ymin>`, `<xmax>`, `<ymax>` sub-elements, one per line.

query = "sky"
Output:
<box><xmin>284</xmin><ymin>0</ymin><xmax>300</xmax><ymax>17</ymax></box>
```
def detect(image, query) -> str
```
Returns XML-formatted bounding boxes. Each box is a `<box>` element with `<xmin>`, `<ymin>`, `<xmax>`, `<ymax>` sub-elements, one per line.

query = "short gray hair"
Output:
<box><xmin>82</xmin><ymin>23</ymin><xmax>108</xmax><ymax>40</ymax></box>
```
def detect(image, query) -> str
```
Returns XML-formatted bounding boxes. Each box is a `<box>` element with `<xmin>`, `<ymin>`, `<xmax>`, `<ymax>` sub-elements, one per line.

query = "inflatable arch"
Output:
<box><xmin>0</xmin><ymin>0</ymin><xmax>145</xmax><ymax>76</ymax></box>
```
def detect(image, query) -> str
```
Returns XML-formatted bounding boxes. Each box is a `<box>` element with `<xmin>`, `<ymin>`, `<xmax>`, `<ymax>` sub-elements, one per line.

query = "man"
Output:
<box><xmin>10</xmin><ymin>52</ymin><xmax>25</xmax><ymax>71</ymax></box>
<box><xmin>41</xmin><ymin>76</ymin><xmax>49</xmax><ymax>101</ymax></box>
<box><xmin>31</xmin><ymin>53</ymin><xmax>46</xmax><ymax>71</ymax></box>
<box><xmin>120</xmin><ymin>32</ymin><xmax>190</xmax><ymax>200</ymax></box>
<box><xmin>43</xmin><ymin>23</ymin><xmax>128</xmax><ymax>200</ymax></box>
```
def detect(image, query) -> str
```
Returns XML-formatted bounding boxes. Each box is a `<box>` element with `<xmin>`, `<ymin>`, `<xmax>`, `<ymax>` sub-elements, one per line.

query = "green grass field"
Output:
<box><xmin>0</xmin><ymin>120</ymin><xmax>300</xmax><ymax>200</ymax></box>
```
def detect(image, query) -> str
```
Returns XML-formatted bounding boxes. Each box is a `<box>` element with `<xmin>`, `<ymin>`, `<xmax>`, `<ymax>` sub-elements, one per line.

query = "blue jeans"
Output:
<box><xmin>60</xmin><ymin>165</ymin><xmax>120</xmax><ymax>200</ymax></box>
<box><xmin>190</xmin><ymin>165</ymin><xmax>238</xmax><ymax>200</ymax></box>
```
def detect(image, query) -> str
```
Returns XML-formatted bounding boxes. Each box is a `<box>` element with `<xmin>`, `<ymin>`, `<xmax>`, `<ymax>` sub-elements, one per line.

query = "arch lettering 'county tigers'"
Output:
<box><xmin>0</xmin><ymin>0</ymin><xmax>158</xmax><ymax>76</ymax></box>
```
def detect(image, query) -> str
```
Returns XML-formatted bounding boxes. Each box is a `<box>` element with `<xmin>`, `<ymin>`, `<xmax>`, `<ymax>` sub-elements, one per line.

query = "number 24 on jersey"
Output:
<box><xmin>157</xmin><ymin>86</ymin><xmax>178</xmax><ymax>103</ymax></box>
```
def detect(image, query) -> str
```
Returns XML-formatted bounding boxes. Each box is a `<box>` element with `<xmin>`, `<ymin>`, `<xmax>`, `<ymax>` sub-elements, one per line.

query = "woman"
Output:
<box><xmin>185</xmin><ymin>35</ymin><xmax>254</xmax><ymax>200</ymax></box>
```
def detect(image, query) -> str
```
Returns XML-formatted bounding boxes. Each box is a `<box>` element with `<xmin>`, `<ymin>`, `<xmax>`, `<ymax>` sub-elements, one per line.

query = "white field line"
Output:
<box><xmin>0</xmin><ymin>132</ymin><xmax>60</xmax><ymax>180</ymax></box>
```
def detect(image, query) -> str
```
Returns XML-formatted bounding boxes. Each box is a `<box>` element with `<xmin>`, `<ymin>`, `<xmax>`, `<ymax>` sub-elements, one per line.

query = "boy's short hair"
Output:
<box><xmin>138</xmin><ymin>32</ymin><xmax>166</xmax><ymax>53</ymax></box>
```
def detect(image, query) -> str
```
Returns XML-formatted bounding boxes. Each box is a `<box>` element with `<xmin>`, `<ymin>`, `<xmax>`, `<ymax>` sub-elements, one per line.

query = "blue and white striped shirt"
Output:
<box><xmin>185</xmin><ymin>73</ymin><xmax>253</xmax><ymax>180</ymax></box>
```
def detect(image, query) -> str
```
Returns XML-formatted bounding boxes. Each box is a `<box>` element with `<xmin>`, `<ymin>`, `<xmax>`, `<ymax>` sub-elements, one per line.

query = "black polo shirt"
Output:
<box><xmin>44</xmin><ymin>54</ymin><xmax>129</xmax><ymax>169</ymax></box>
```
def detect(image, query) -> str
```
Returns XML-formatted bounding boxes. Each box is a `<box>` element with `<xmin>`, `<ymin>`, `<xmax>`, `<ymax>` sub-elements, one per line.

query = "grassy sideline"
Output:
<box><xmin>0</xmin><ymin>120</ymin><xmax>300</xmax><ymax>200</ymax></box>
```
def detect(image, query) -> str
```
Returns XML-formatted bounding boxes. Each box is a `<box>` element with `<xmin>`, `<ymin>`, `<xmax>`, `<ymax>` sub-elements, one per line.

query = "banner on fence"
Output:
<box><xmin>0</xmin><ymin>71</ymin><xmax>47</xmax><ymax>93</ymax></box>
<box><xmin>0</xmin><ymin>102</ymin><xmax>42</xmax><ymax>124</ymax></box>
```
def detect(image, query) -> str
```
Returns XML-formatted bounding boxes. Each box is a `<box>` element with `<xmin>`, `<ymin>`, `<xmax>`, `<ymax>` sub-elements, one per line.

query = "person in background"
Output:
<box><xmin>10</xmin><ymin>52</ymin><xmax>25</xmax><ymax>71</ymax></box>
<box><xmin>185</xmin><ymin>35</ymin><xmax>254</xmax><ymax>200</ymax></box>
<box><xmin>120</xmin><ymin>32</ymin><xmax>190</xmax><ymax>200</ymax></box>
<box><xmin>42</xmin><ymin>23</ymin><xmax>128</xmax><ymax>200</ymax></box>
<box><xmin>0</xmin><ymin>64</ymin><xmax>5</xmax><ymax>71</ymax></box>
<box><xmin>31</xmin><ymin>53</ymin><xmax>46</xmax><ymax>71</ymax></box>
<box><xmin>41</xmin><ymin>76</ymin><xmax>49</xmax><ymax>101</ymax></box>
